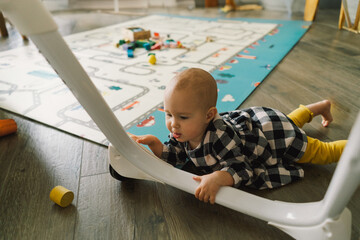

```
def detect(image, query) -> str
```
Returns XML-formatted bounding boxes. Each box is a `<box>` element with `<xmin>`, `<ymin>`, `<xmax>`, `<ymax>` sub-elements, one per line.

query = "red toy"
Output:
<box><xmin>0</xmin><ymin>119</ymin><xmax>17</xmax><ymax>137</ymax></box>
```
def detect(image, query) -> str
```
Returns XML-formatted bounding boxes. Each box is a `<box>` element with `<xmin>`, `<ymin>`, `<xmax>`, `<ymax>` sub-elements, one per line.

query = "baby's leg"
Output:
<box><xmin>287</xmin><ymin>105</ymin><xmax>313</xmax><ymax>128</ymax></box>
<box><xmin>287</xmin><ymin>100</ymin><xmax>332</xmax><ymax>128</ymax></box>
<box><xmin>305</xmin><ymin>100</ymin><xmax>333</xmax><ymax>127</ymax></box>
<box><xmin>297</xmin><ymin>137</ymin><xmax>347</xmax><ymax>164</ymax></box>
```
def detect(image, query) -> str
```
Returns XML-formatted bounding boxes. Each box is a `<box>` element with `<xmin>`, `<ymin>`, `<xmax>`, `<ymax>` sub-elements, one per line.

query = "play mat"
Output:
<box><xmin>0</xmin><ymin>15</ymin><xmax>311</xmax><ymax>145</ymax></box>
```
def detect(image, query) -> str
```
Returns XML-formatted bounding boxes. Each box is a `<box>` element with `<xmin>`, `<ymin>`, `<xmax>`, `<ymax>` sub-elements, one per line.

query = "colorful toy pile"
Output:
<box><xmin>115</xmin><ymin>27</ymin><xmax>185</xmax><ymax>61</ymax></box>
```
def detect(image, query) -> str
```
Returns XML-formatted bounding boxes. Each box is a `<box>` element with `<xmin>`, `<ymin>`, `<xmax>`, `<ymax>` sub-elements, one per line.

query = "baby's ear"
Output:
<box><xmin>206</xmin><ymin>107</ymin><xmax>217</xmax><ymax>122</ymax></box>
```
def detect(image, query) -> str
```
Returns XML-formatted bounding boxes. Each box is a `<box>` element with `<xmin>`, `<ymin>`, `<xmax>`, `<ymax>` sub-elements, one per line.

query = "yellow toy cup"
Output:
<box><xmin>148</xmin><ymin>53</ymin><xmax>156</xmax><ymax>65</ymax></box>
<box><xmin>50</xmin><ymin>186</ymin><xmax>74</xmax><ymax>207</ymax></box>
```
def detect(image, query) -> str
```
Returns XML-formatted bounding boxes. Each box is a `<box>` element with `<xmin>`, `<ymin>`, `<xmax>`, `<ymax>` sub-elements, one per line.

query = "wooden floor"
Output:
<box><xmin>0</xmin><ymin>6</ymin><xmax>359</xmax><ymax>240</ymax></box>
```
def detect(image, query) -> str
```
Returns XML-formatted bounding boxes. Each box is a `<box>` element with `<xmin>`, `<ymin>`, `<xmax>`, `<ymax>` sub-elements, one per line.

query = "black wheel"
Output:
<box><xmin>109</xmin><ymin>164</ymin><xmax>132</xmax><ymax>181</ymax></box>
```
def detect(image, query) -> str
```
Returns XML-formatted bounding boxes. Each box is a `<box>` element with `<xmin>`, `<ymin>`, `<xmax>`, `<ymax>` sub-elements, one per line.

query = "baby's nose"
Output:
<box><xmin>171</xmin><ymin>120</ymin><xmax>179</xmax><ymax>128</ymax></box>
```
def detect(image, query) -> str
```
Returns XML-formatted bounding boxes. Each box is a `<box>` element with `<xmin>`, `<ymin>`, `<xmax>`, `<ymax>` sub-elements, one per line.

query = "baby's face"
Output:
<box><xmin>164</xmin><ymin>88</ymin><xmax>210</xmax><ymax>149</ymax></box>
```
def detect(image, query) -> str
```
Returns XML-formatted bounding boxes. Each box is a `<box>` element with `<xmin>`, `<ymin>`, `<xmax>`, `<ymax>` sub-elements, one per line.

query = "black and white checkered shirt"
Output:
<box><xmin>161</xmin><ymin>107</ymin><xmax>307</xmax><ymax>189</ymax></box>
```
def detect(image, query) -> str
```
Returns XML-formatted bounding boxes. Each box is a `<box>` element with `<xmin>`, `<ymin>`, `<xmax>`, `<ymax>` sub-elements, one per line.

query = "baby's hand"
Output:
<box><xmin>193</xmin><ymin>171</ymin><xmax>234</xmax><ymax>205</ymax></box>
<box><xmin>193</xmin><ymin>174</ymin><xmax>221</xmax><ymax>204</ymax></box>
<box><xmin>127</xmin><ymin>133</ymin><xmax>163</xmax><ymax>158</ymax></box>
<box><xmin>127</xmin><ymin>132</ymin><xmax>140</xmax><ymax>142</ymax></box>
<box><xmin>127</xmin><ymin>133</ymin><xmax>154</xmax><ymax>145</ymax></box>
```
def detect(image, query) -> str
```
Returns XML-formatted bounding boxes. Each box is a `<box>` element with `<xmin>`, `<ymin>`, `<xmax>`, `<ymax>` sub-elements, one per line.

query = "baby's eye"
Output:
<box><xmin>166</xmin><ymin>113</ymin><xmax>172</xmax><ymax>117</ymax></box>
<box><xmin>180</xmin><ymin>116</ymin><xmax>188</xmax><ymax>120</ymax></box>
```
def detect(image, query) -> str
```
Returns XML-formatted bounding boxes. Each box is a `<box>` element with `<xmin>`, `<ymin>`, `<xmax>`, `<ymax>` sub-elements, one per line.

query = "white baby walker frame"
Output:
<box><xmin>1</xmin><ymin>0</ymin><xmax>359</xmax><ymax>239</ymax></box>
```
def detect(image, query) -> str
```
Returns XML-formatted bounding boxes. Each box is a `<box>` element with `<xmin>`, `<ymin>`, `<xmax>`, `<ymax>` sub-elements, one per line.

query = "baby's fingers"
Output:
<box><xmin>193</xmin><ymin>176</ymin><xmax>202</xmax><ymax>182</ymax></box>
<box><xmin>127</xmin><ymin>133</ymin><xmax>146</xmax><ymax>144</ymax></box>
<box><xmin>135</xmin><ymin>137</ymin><xmax>145</xmax><ymax>144</ymax></box>
<box><xmin>127</xmin><ymin>132</ymin><xmax>138</xmax><ymax>141</ymax></box>
<box><xmin>209</xmin><ymin>195</ymin><xmax>216</xmax><ymax>204</ymax></box>
<box><xmin>194</xmin><ymin>186</ymin><xmax>201</xmax><ymax>199</ymax></box>
<box><xmin>203</xmin><ymin>194</ymin><xmax>210</xmax><ymax>203</ymax></box>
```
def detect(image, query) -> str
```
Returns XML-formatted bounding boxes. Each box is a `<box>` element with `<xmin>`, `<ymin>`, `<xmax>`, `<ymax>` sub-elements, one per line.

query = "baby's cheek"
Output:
<box><xmin>165</xmin><ymin>121</ymin><xmax>171</xmax><ymax>131</ymax></box>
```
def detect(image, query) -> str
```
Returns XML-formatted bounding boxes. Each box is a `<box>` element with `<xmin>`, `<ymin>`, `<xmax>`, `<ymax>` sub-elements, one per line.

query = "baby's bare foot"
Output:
<box><xmin>306</xmin><ymin>100</ymin><xmax>333</xmax><ymax>127</ymax></box>
<box><xmin>320</xmin><ymin>100</ymin><xmax>333</xmax><ymax>127</ymax></box>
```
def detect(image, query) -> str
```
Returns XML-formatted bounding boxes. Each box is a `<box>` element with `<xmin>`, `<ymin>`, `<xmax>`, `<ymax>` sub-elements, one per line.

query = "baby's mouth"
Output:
<box><xmin>173</xmin><ymin>132</ymin><xmax>181</xmax><ymax>139</ymax></box>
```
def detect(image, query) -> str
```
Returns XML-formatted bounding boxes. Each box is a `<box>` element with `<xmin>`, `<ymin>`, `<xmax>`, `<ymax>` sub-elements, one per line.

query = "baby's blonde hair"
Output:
<box><xmin>168</xmin><ymin>68</ymin><xmax>218</xmax><ymax>111</ymax></box>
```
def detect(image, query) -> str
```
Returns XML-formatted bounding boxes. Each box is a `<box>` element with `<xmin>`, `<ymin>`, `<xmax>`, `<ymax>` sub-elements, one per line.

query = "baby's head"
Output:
<box><xmin>164</xmin><ymin>68</ymin><xmax>218</xmax><ymax>149</ymax></box>
<box><xmin>167</xmin><ymin>68</ymin><xmax>218</xmax><ymax>110</ymax></box>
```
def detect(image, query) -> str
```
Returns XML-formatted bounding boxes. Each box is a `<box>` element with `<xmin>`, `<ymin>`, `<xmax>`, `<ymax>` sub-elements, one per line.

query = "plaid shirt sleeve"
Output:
<box><xmin>209</xmin><ymin>124</ymin><xmax>257</xmax><ymax>188</ymax></box>
<box><xmin>161</xmin><ymin>134</ymin><xmax>188</xmax><ymax>167</ymax></box>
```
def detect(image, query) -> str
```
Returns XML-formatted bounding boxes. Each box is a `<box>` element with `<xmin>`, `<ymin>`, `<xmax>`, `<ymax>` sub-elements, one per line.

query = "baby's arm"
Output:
<box><xmin>193</xmin><ymin>171</ymin><xmax>234</xmax><ymax>204</ymax></box>
<box><xmin>128</xmin><ymin>133</ymin><xmax>164</xmax><ymax>158</ymax></box>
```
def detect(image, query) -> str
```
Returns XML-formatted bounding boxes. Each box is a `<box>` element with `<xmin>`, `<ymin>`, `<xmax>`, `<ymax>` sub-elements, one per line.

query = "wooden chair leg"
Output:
<box><xmin>304</xmin><ymin>0</ymin><xmax>320</xmax><ymax>21</ymax></box>
<box><xmin>338</xmin><ymin>3</ymin><xmax>345</xmax><ymax>30</ymax></box>
<box><xmin>205</xmin><ymin>0</ymin><xmax>218</xmax><ymax>7</ymax></box>
<box><xmin>0</xmin><ymin>11</ymin><xmax>9</xmax><ymax>38</ymax></box>
<box><xmin>226</xmin><ymin>0</ymin><xmax>237</xmax><ymax>9</ymax></box>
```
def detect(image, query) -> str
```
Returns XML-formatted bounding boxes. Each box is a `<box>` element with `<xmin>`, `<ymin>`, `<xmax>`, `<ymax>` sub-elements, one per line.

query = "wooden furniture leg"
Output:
<box><xmin>0</xmin><ymin>11</ymin><xmax>9</xmax><ymax>37</ymax></box>
<box><xmin>205</xmin><ymin>0</ymin><xmax>218</xmax><ymax>7</ymax></box>
<box><xmin>226</xmin><ymin>0</ymin><xmax>237</xmax><ymax>9</ymax></box>
<box><xmin>304</xmin><ymin>0</ymin><xmax>320</xmax><ymax>21</ymax></box>
<box><xmin>338</xmin><ymin>3</ymin><xmax>345</xmax><ymax>29</ymax></box>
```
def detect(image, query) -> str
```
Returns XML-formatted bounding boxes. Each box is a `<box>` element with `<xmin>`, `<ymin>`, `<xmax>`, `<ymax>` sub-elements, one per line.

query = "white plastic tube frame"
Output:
<box><xmin>1</xmin><ymin>0</ymin><xmax>359</xmax><ymax>239</ymax></box>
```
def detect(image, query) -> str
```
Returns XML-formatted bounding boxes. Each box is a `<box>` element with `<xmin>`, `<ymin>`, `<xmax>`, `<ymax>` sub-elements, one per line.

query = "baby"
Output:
<box><xmin>130</xmin><ymin>68</ymin><xmax>347</xmax><ymax>204</ymax></box>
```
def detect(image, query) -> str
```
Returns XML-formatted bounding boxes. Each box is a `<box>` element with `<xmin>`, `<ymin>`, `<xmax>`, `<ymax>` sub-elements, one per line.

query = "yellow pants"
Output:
<box><xmin>287</xmin><ymin>105</ymin><xmax>347</xmax><ymax>164</ymax></box>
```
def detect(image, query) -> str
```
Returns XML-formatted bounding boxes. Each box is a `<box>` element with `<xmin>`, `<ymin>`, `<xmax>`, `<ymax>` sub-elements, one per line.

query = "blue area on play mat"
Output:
<box><xmin>128</xmin><ymin>15</ymin><xmax>311</xmax><ymax>143</ymax></box>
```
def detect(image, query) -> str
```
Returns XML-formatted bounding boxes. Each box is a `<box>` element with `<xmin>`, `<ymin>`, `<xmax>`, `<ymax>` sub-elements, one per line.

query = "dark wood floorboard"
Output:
<box><xmin>81</xmin><ymin>141</ymin><xmax>108</xmax><ymax>177</ymax></box>
<box><xmin>0</xmin><ymin>6</ymin><xmax>359</xmax><ymax>240</ymax></box>
<box><xmin>0</xmin><ymin>111</ymin><xmax>82</xmax><ymax>239</ymax></box>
